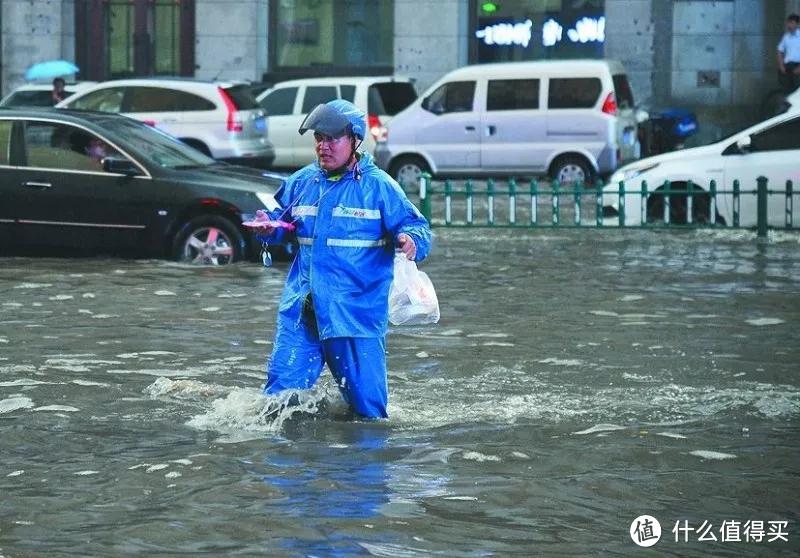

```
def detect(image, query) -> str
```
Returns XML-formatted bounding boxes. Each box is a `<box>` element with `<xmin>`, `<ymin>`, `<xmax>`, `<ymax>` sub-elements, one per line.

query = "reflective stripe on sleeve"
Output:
<box><xmin>296</xmin><ymin>237</ymin><xmax>313</xmax><ymax>245</ymax></box>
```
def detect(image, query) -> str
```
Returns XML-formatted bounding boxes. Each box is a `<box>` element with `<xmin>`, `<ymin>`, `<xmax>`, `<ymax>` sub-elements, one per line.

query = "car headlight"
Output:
<box><xmin>610</xmin><ymin>162</ymin><xmax>660</xmax><ymax>184</ymax></box>
<box><xmin>256</xmin><ymin>191</ymin><xmax>279</xmax><ymax>211</ymax></box>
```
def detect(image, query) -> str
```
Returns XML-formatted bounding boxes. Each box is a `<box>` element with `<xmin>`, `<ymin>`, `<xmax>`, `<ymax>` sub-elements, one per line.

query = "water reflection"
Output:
<box><xmin>260</xmin><ymin>423</ymin><xmax>395</xmax><ymax>555</ymax></box>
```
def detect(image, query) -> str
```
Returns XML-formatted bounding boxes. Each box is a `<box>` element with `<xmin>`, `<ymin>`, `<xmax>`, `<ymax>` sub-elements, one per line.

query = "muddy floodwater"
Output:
<box><xmin>1</xmin><ymin>228</ymin><xmax>799</xmax><ymax>557</ymax></box>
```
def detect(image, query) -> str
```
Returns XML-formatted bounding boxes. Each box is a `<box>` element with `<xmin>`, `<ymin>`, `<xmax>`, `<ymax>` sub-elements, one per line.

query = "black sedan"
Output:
<box><xmin>0</xmin><ymin>108</ymin><xmax>284</xmax><ymax>265</ymax></box>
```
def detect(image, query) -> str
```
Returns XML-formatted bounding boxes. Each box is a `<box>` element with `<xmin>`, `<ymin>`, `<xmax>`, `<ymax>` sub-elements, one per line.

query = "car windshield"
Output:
<box><xmin>102</xmin><ymin>117</ymin><xmax>218</xmax><ymax>169</ymax></box>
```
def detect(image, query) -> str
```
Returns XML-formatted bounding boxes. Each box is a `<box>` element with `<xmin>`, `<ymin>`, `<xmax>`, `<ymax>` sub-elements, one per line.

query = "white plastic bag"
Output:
<box><xmin>388</xmin><ymin>253</ymin><xmax>440</xmax><ymax>326</ymax></box>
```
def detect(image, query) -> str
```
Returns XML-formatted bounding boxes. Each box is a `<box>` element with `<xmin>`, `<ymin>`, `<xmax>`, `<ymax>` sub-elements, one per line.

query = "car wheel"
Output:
<box><xmin>646</xmin><ymin>183</ymin><xmax>711</xmax><ymax>225</ymax></box>
<box><xmin>389</xmin><ymin>156</ymin><xmax>430</xmax><ymax>190</ymax></box>
<box><xmin>550</xmin><ymin>155</ymin><xmax>593</xmax><ymax>186</ymax></box>
<box><xmin>173</xmin><ymin>215</ymin><xmax>244</xmax><ymax>265</ymax></box>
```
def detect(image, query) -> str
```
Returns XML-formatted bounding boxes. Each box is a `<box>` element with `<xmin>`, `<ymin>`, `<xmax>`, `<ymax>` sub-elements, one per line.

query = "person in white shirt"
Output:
<box><xmin>777</xmin><ymin>13</ymin><xmax>800</xmax><ymax>94</ymax></box>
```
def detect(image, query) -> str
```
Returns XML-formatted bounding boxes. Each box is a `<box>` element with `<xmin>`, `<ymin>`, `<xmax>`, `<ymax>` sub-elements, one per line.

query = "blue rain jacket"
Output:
<box><xmin>265</xmin><ymin>152</ymin><xmax>431</xmax><ymax>339</ymax></box>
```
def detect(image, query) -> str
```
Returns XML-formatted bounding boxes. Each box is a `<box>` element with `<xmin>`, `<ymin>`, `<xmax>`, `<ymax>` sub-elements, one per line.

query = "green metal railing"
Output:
<box><xmin>414</xmin><ymin>175</ymin><xmax>796</xmax><ymax>237</ymax></box>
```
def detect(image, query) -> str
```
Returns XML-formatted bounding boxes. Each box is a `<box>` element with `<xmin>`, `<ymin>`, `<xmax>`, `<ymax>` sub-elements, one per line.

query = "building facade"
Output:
<box><xmin>2</xmin><ymin>0</ymin><xmax>799</xmax><ymax>143</ymax></box>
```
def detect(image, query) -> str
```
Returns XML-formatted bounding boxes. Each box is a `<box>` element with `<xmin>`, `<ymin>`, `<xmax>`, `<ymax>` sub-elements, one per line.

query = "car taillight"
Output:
<box><xmin>219</xmin><ymin>87</ymin><xmax>243</xmax><ymax>132</ymax></box>
<box><xmin>368</xmin><ymin>113</ymin><xmax>385</xmax><ymax>142</ymax></box>
<box><xmin>601</xmin><ymin>92</ymin><xmax>617</xmax><ymax>115</ymax></box>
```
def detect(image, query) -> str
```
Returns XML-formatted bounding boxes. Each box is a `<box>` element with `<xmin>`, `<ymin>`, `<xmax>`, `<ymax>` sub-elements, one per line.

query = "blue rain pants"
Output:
<box><xmin>265</xmin><ymin>319</ymin><xmax>388</xmax><ymax>419</ymax></box>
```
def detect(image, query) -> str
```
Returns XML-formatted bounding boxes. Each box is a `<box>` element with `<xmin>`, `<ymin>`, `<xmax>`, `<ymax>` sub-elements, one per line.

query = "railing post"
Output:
<box><xmin>418</xmin><ymin>172</ymin><xmax>432</xmax><ymax>222</ymax></box>
<box><xmin>444</xmin><ymin>180</ymin><xmax>453</xmax><ymax>225</ymax></box>
<box><xmin>618</xmin><ymin>180</ymin><xmax>626</xmax><ymax>227</ymax></box>
<box><xmin>552</xmin><ymin>179</ymin><xmax>560</xmax><ymax>226</ymax></box>
<box><xmin>466</xmin><ymin>179</ymin><xmax>474</xmax><ymax>225</ymax></box>
<box><xmin>686</xmin><ymin>180</ymin><xmax>694</xmax><ymax>224</ymax></box>
<box><xmin>595</xmin><ymin>182</ymin><xmax>603</xmax><ymax>227</ymax></box>
<box><xmin>733</xmin><ymin>179</ymin><xmax>740</xmax><ymax>227</ymax></box>
<box><xmin>487</xmin><ymin>179</ymin><xmax>495</xmax><ymax>226</ymax></box>
<box><xmin>574</xmin><ymin>180</ymin><xmax>582</xmax><ymax>225</ymax></box>
<box><xmin>757</xmin><ymin>176</ymin><xmax>768</xmax><ymax>237</ymax></box>
<box><xmin>786</xmin><ymin>180</ymin><xmax>793</xmax><ymax>228</ymax></box>
<box><xmin>709</xmin><ymin>179</ymin><xmax>717</xmax><ymax>226</ymax></box>
<box><xmin>531</xmin><ymin>179</ymin><xmax>539</xmax><ymax>226</ymax></box>
<box><xmin>640</xmin><ymin>181</ymin><xmax>647</xmax><ymax>225</ymax></box>
<box><xmin>509</xmin><ymin>179</ymin><xmax>517</xmax><ymax>226</ymax></box>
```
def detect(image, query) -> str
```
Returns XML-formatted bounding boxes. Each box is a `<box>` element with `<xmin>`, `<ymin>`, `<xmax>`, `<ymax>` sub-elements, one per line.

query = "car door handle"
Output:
<box><xmin>23</xmin><ymin>181</ymin><xmax>52</xmax><ymax>189</ymax></box>
<box><xmin>486</xmin><ymin>125</ymin><xmax>496</xmax><ymax>136</ymax></box>
<box><xmin>465</xmin><ymin>125</ymin><xmax>476</xmax><ymax>131</ymax></box>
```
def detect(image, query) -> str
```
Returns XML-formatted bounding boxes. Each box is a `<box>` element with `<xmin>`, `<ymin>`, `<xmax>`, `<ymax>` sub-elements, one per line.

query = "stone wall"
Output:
<box><xmin>604</xmin><ymin>0</ymin><xmax>655</xmax><ymax>108</ymax></box>
<box><xmin>671</xmin><ymin>1</ymin><xmax>784</xmax><ymax>142</ymax></box>
<box><xmin>606</xmin><ymin>0</ymin><xmax>789</xmax><ymax>144</ymax></box>
<box><xmin>393</xmin><ymin>0</ymin><xmax>469</xmax><ymax>94</ymax></box>
<box><xmin>1</xmin><ymin>0</ymin><xmax>73</xmax><ymax>94</ymax></box>
<box><xmin>194</xmin><ymin>0</ymin><xmax>268</xmax><ymax>82</ymax></box>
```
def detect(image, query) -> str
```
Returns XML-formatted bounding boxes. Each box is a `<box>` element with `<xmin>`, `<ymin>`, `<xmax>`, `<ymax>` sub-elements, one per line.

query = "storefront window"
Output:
<box><xmin>272</xmin><ymin>0</ymin><xmax>394</xmax><ymax>73</ymax></box>
<box><xmin>471</xmin><ymin>0</ymin><xmax>605</xmax><ymax>63</ymax></box>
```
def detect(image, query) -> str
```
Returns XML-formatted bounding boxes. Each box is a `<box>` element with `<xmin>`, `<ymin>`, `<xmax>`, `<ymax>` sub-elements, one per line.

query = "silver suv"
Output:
<box><xmin>256</xmin><ymin>76</ymin><xmax>417</xmax><ymax>168</ymax></box>
<box><xmin>57</xmin><ymin>78</ymin><xmax>274</xmax><ymax>167</ymax></box>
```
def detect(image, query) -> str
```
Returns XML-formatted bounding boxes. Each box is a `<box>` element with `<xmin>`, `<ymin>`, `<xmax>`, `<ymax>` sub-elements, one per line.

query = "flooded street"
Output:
<box><xmin>1</xmin><ymin>229</ymin><xmax>799</xmax><ymax>556</ymax></box>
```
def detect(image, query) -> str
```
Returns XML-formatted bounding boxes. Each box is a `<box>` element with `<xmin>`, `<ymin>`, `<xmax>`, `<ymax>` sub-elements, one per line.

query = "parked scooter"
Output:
<box><xmin>637</xmin><ymin>108</ymin><xmax>699</xmax><ymax>156</ymax></box>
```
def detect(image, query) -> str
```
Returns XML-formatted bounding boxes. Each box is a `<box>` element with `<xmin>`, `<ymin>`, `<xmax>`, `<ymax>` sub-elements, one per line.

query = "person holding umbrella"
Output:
<box><xmin>51</xmin><ymin>77</ymin><xmax>67</xmax><ymax>104</ymax></box>
<box><xmin>22</xmin><ymin>60</ymin><xmax>79</xmax><ymax>105</ymax></box>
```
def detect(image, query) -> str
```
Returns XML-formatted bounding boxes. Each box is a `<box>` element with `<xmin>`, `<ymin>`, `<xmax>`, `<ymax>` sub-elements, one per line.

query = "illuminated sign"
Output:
<box><xmin>543</xmin><ymin>16</ymin><xmax>605</xmax><ymax>47</ymax></box>
<box><xmin>568</xmin><ymin>16</ymin><xmax>605</xmax><ymax>43</ymax></box>
<box><xmin>476</xmin><ymin>15</ymin><xmax>605</xmax><ymax>49</ymax></box>
<box><xmin>542</xmin><ymin>18</ymin><xmax>562</xmax><ymax>47</ymax></box>
<box><xmin>475</xmin><ymin>19</ymin><xmax>533</xmax><ymax>48</ymax></box>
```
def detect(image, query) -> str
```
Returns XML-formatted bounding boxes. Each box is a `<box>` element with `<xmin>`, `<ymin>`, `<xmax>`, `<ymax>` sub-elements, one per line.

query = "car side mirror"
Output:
<box><xmin>103</xmin><ymin>156</ymin><xmax>141</xmax><ymax>176</ymax></box>
<box><xmin>735</xmin><ymin>135</ymin><xmax>752</xmax><ymax>153</ymax></box>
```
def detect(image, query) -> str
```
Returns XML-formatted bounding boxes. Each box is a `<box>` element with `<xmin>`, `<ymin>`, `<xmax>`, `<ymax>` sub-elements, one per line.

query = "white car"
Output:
<box><xmin>57</xmin><ymin>78</ymin><xmax>274</xmax><ymax>167</ymax></box>
<box><xmin>0</xmin><ymin>82</ymin><xmax>97</xmax><ymax>107</ymax></box>
<box><xmin>256</xmin><ymin>76</ymin><xmax>417</xmax><ymax>168</ymax></box>
<box><xmin>601</xmin><ymin>110</ymin><xmax>800</xmax><ymax>228</ymax></box>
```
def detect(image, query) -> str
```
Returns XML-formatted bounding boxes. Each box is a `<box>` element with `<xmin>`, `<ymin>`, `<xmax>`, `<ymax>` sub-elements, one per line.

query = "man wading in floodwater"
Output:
<box><xmin>254</xmin><ymin>99</ymin><xmax>431</xmax><ymax>418</ymax></box>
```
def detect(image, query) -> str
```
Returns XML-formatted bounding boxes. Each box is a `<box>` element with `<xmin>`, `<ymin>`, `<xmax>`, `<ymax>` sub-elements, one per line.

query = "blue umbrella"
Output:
<box><xmin>24</xmin><ymin>60</ymin><xmax>80</xmax><ymax>81</ymax></box>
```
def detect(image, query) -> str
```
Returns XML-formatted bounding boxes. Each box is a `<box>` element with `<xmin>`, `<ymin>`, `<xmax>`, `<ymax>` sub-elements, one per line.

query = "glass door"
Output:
<box><xmin>76</xmin><ymin>0</ymin><xmax>195</xmax><ymax>80</ymax></box>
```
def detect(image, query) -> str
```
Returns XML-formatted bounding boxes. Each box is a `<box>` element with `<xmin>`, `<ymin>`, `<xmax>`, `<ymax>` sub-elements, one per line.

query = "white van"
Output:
<box><xmin>374</xmin><ymin>60</ymin><xmax>639</xmax><ymax>186</ymax></box>
<box><xmin>257</xmin><ymin>76</ymin><xmax>417</xmax><ymax>169</ymax></box>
